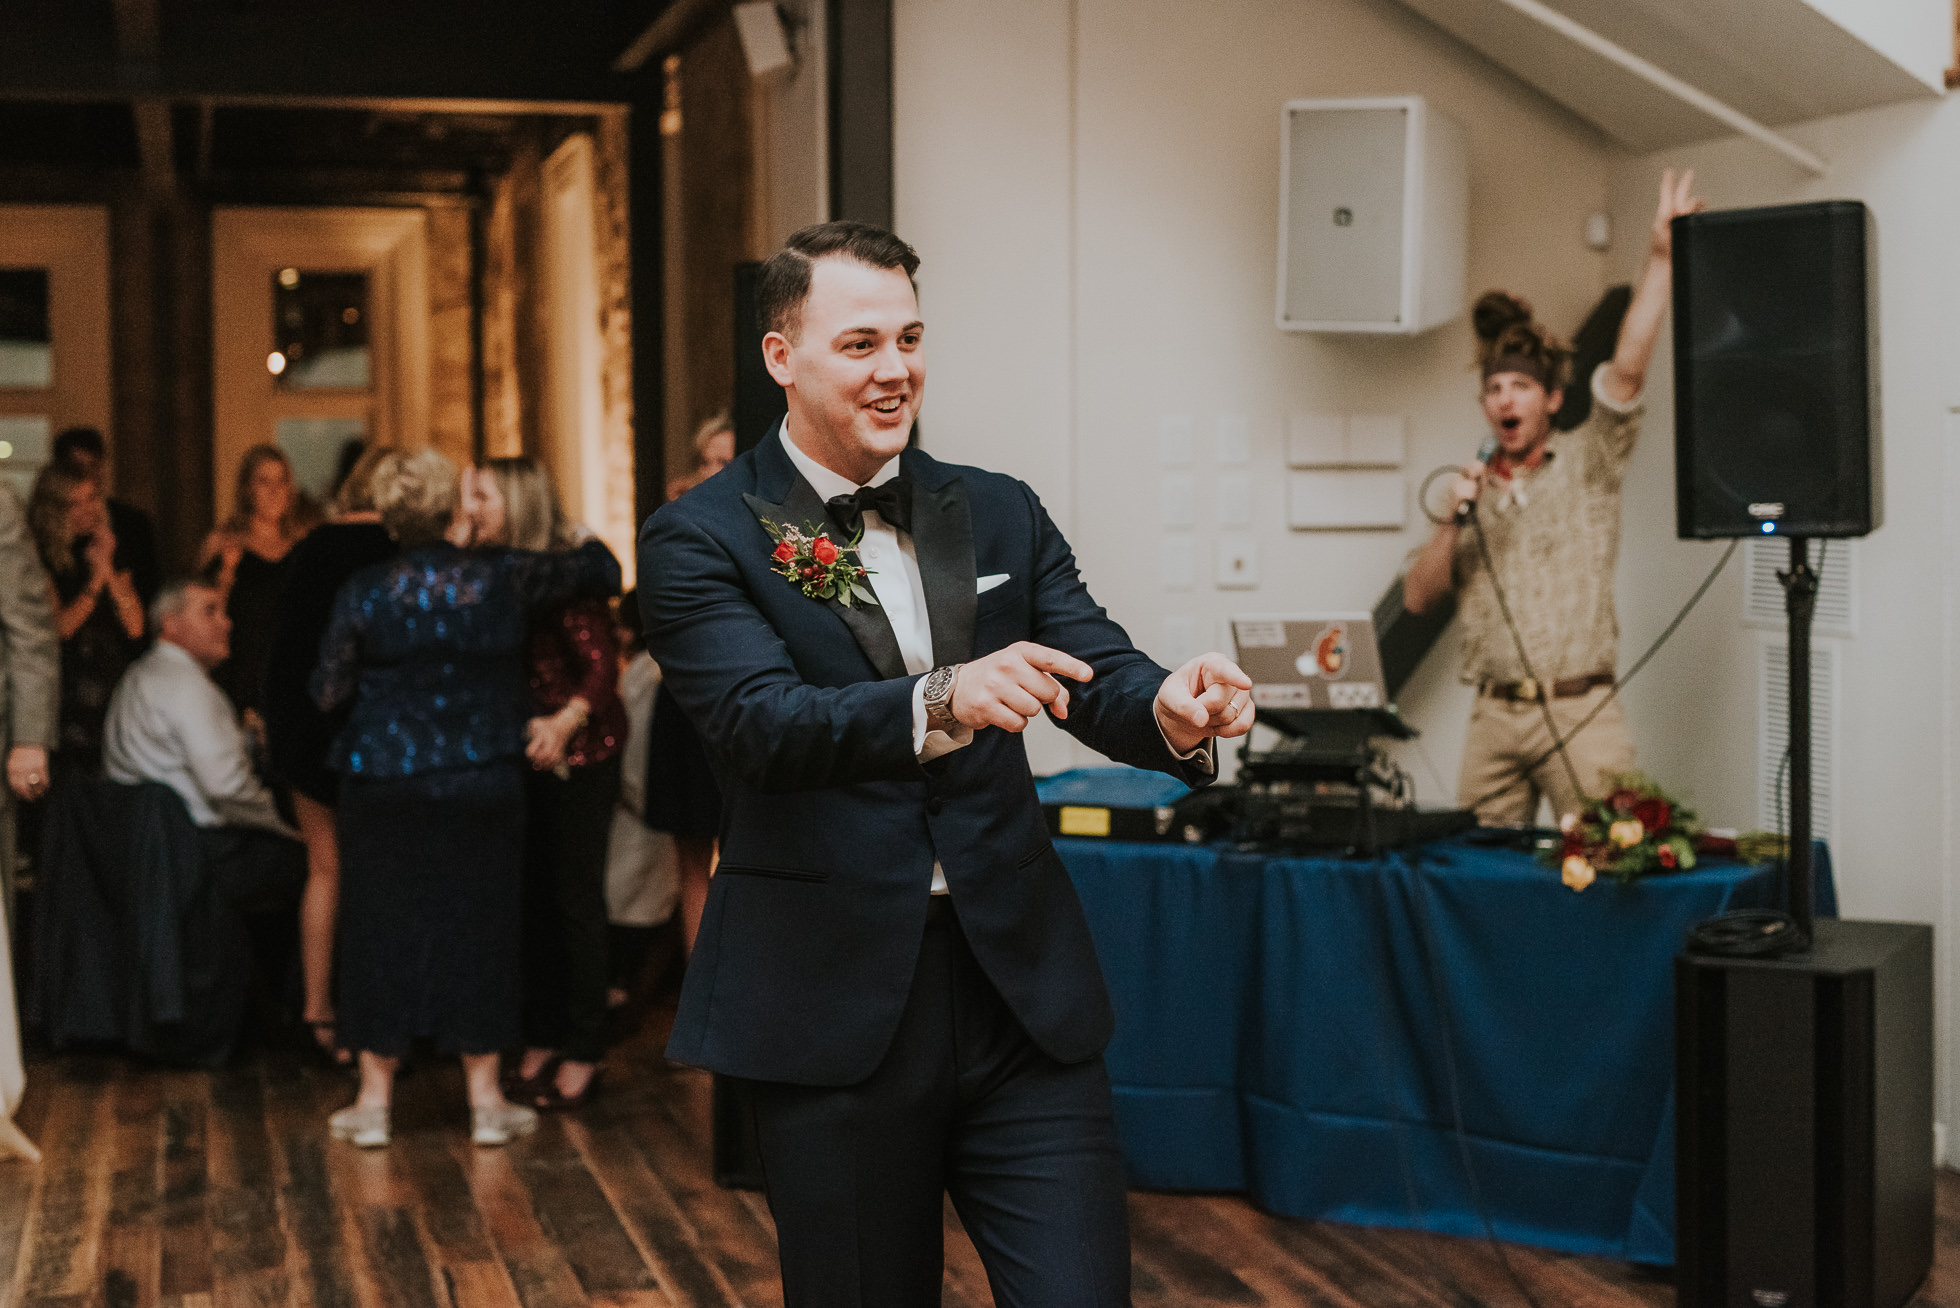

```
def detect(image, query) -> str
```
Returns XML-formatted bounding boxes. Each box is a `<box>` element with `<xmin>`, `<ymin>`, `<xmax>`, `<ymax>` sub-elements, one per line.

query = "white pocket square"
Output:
<box><xmin>976</xmin><ymin>573</ymin><xmax>1011</xmax><ymax>595</ymax></box>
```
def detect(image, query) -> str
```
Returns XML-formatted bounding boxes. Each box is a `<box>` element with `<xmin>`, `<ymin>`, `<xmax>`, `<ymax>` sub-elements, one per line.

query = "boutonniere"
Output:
<box><xmin>762</xmin><ymin>520</ymin><xmax>880</xmax><ymax>608</ymax></box>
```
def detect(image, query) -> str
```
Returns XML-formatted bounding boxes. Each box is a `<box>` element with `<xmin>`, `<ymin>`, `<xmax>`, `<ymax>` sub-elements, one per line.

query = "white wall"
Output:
<box><xmin>895</xmin><ymin>0</ymin><xmax>1614</xmax><ymax>778</ymax></box>
<box><xmin>1801</xmin><ymin>0</ymin><xmax>1953</xmax><ymax>92</ymax></box>
<box><xmin>893</xmin><ymin>0</ymin><xmax>1960</xmax><ymax>1138</ymax></box>
<box><xmin>1605</xmin><ymin>97</ymin><xmax>1960</xmax><ymax>1142</ymax></box>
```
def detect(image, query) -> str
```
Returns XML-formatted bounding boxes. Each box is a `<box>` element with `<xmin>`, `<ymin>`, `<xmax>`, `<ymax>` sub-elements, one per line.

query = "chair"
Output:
<box><xmin>28</xmin><ymin>779</ymin><xmax>254</xmax><ymax>1066</ymax></box>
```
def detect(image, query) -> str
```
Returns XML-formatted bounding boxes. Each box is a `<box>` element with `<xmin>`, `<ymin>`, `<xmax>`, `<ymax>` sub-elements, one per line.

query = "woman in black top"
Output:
<box><xmin>200</xmin><ymin>444</ymin><xmax>315</xmax><ymax>721</ymax></box>
<box><xmin>313</xmin><ymin>449</ymin><xmax>618</xmax><ymax>1149</ymax></box>
<box><xmin>26</xmin><ymin>464</ymin><xmax>143</xmax><ymax>775</ymax></box>
<box><xmin>261</xmin><ymin>443</ymin><xmax>394</xmax><ymax>1065</ymax></box>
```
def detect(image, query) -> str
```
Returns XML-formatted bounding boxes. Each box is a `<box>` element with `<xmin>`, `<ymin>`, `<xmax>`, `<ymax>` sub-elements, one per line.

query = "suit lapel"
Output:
<box><xmin>907</xmin><ymin>463</ymin><xmax>977</xmax><ymax>667</ymax></box>
<box><xmin>742</xmin><ymin>467</ymin><xmax>909</xmax><ymax>682</ymax></box>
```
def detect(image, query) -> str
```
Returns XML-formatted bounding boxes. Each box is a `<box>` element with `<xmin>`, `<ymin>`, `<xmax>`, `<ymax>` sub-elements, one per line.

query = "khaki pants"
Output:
<box><xmin>1456</xmin><ymin>684</ymin><xmax>1636</xmax><ymax>827</ymax></box>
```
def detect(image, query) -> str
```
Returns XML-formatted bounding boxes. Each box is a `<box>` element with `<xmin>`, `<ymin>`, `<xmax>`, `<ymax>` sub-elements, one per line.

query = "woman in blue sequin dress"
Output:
<box><xmin>311</xmin><ymin>449</ymin><xmax>619</xmax><ymax>1148</ymax></box>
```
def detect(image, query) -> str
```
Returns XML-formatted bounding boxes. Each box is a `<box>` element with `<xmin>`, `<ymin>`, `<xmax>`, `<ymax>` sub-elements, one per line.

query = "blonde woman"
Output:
<box><xmin>313</xmin><ymin>449</ymin><xmax>619</xmax><ymax>1148</ymax></box>
<box><xmin>467</xmin><ymin>458</ymin><xmax>626</xmax><ymax>1109</ymax></box>
<box><xmin>199</xmin><ymin>445</ymin><xmax>316</xmax><ymax>717</ymax></box>
<box><xmin>27</xmin><ymin>464</ymin><xmax>143</xmax><ymax>773</ymax></box>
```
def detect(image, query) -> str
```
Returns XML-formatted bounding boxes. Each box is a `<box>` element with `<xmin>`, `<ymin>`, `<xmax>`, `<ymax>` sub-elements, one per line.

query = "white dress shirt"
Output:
<box><xmin>103</xmin><ymin>640</ymin><xmax>293</xmax><ymax>835</ymax></box>
<box><xmin>784</xmin><ymin>428</ymin><xmax>978</xmax><ymax>893</ymax></box>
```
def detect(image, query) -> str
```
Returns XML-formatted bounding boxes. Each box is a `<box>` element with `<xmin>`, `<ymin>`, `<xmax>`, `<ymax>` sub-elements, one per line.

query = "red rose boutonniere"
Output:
<box><xmin>762</xmin><ymin>519</ymin><xmax>880</xmax><ymax>609</ymax></box>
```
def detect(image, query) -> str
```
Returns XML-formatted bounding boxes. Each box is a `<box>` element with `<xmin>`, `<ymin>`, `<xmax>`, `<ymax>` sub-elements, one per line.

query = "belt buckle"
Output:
<box><xmin>1516</xmin><ymin>676</ymin><xmax>1539</xmax><ymax>702</ymax></box>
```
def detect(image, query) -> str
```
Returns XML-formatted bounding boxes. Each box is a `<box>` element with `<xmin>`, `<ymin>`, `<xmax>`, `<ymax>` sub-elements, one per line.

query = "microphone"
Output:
<box><xmin>1454</xmin><ymin>436</ymin><xmax>1499</xmax><ymax>522</ymax></box>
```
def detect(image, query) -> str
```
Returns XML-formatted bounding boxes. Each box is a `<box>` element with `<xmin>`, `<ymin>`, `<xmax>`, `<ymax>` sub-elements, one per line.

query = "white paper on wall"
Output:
<box><xmin>1287</xmin><ymin>469</ymin><xmax>1404</xmax><ymax>529</ymax></box>
<box><xmin>1345</xmin><ymin>414</ymin><xmax>1406</xmax><ymax>466</ymax></box>
<box><xmin>1286</xmin><ymin>413</ymin><xmax>1345</xmax><ymax>467</ymax></box>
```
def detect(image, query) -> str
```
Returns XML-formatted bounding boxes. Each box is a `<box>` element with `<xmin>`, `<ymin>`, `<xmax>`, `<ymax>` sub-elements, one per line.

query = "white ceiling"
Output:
<box><xmin>1390</xmin><ymin>0</ymin><xmax>1946</xmax><ymax>153</ymax></box>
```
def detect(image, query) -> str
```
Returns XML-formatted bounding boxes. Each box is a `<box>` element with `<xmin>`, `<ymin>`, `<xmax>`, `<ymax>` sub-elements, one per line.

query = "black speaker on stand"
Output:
<box><xmin>1671</xmin><ymin>201</ymin><xmax>1931</xmax><ymax>1306</ymax></box>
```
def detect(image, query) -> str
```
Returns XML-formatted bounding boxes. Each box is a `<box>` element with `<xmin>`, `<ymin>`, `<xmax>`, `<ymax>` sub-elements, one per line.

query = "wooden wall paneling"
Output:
<box><xmin>540</xmin><ymin>134</ymin><xmax>608</xmax><ymax>554</ymax></box>
<box><xmin>593</xmin><ymin>109</ymin><xmax>639</xmax><ymax>574</ymax></box>
<box><xmin>425</xmin><ymin>202</ymin><xmax>477</xmax><ymax>469</ymax></box>
<box><xmin>480</xmin><ymin>165</ymin><xmax>523</xmax><ymax>461</ymax></box>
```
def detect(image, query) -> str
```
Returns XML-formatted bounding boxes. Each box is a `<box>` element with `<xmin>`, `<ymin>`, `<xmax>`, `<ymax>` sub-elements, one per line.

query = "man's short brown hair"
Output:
<box><xmin>755</xmin><ymin>221</ymin><xmax>920</xmax><ymax>343</ymax></box>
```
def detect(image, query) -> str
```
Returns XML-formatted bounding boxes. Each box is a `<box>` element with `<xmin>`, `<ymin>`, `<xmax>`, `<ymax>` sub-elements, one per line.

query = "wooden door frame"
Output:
<box><xmin>0</xmin><ymin>204</ymin><xmax>113</xmax><ymax>442</ymax></box>
<box><xmin>210</xmin><ymin>206</ymin><xmax>429</xmax><ymax>513</ymax></box>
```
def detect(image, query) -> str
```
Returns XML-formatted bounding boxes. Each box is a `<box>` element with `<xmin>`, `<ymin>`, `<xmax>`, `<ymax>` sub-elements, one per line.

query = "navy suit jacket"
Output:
<box><xmin>638</xmin><ymin>425</ymin><xmax>1210</xmax><ymax>1085</ymax></box>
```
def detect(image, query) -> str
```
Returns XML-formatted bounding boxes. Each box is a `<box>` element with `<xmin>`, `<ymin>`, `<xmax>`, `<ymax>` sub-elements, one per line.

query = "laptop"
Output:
<box><xmin>1231</xmin><ymin>612</ymin><xmax>1389</xmax><ymax>712</ymax></box>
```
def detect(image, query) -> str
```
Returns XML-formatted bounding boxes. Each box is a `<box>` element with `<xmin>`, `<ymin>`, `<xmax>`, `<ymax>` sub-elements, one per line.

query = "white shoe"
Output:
<box><xmin>472</xmin><ymin>1102</ymin><xmax>538</xmax><ymax>1147</ymax></box>
<box><xmin>328</xmin><ymin>1105</ymin><xmax>390</xmax><ymax>1148</ymax></box>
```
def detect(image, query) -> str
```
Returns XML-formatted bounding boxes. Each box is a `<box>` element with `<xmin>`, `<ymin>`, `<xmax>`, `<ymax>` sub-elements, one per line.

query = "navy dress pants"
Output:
<box><xmin>742</xmin><ymin>895</ymin><xmax>1131</xmax><ymax>1307</ymax></box>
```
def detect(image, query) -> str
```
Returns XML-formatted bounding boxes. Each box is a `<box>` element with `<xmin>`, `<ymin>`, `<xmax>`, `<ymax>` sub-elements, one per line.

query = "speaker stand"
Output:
<box><xmin>1778</xmin><ymin>536</ymin><xmax>1818</xmax><ymax>945</ymax></box>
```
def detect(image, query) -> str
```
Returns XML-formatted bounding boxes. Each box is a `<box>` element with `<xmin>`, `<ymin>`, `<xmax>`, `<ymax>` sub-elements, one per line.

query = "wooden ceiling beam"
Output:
<box><xmin>614</xmin><ymin>0</ymin><xmax>732</xmax><ymax>73</ymax></box>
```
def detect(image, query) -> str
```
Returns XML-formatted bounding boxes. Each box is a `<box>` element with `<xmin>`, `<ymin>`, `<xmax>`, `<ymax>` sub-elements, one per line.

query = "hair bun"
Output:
<box><xmin>1472</xmin><ymin>290</ymin><xmax>1533</xmax><ymax>344</ymax></box>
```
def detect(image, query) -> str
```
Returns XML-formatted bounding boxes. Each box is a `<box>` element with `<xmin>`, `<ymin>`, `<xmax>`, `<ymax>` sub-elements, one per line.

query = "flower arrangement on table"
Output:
<box><xmin>1544</xmin><ymin>772</ymin><xmax>1702</xmax><ymax>892</ymax></box>
<box><xmin>762</xmin><ymin>519</ymin><xmax>880</xmax><ymax>609</ymax></box>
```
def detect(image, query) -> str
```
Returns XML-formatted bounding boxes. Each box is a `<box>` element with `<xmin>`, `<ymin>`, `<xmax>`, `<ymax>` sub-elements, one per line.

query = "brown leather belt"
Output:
<box><xmin>1479</xmin><ymin>672</ymin><xmax>1613</xmax><ymax>702</ymax></box>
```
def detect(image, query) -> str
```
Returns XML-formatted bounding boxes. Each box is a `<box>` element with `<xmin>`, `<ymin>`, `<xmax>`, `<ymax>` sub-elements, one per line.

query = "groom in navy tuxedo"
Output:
<box><xmin>639</xmin><ymin>221</ymin><xmax>1256</xmax><ymax>1306</ymax></box>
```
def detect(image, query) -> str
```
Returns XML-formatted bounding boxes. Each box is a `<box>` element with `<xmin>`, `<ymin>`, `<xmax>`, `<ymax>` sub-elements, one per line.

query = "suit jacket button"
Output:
<box><xmin>927</xmin><ymin>796</ymin><xmax>944</xmax><ymax>816</ymax></box>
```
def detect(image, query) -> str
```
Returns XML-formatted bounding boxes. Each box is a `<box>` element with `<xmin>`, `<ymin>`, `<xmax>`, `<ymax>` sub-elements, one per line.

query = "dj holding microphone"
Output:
<box><xmin>1405</xmin><ymin>170</ymin><xmax>1703</xmax><ymax>826</ymax></box>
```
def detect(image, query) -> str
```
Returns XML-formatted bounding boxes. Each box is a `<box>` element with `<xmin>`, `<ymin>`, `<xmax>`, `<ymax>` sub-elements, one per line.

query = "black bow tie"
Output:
<box><xmin>827</xmin><ymin>478</ymin><xmax>914</xmax><ymax>537</ymax></box>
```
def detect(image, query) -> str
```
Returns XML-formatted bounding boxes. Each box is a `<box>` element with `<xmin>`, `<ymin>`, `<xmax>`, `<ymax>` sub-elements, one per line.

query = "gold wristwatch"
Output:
<box><xmin>923</xmin><ymin>664</ymin><xmax>962</xmax><ymax>733</ymax></box>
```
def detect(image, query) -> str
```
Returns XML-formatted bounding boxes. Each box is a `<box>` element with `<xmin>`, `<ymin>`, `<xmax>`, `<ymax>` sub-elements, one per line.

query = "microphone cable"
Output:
<box><xmin>1465</xmin><ymin>511</ymin><xmax>1590</xmax><ymax>805</ymax></box>
<box><xmin>1420</xmin><ymin>464</ymin><xmax>1740</xmax><ymax>819</ymax></box>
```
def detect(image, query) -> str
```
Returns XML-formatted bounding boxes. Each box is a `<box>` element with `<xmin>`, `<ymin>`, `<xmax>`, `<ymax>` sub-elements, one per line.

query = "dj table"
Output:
<box><xmin>1053</xmin><ymin>812</ymin><xmax>1836</xmax><ymax>1264</ymax></box>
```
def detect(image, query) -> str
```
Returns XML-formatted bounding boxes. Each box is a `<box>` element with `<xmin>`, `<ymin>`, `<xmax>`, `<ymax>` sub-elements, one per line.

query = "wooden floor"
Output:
<box><xmin>1</xmin><ymin>989</ymin><xmax>1956</xmax><ymax>1308</ymax></box>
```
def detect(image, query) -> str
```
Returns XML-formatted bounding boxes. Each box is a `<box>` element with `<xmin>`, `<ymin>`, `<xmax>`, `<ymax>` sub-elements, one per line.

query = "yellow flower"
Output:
<box><xmin>1559</xmin><ymin>811</ymin><xmax>1579</xmax><ymax>834</ymax></box>
<box><xmin>1609</xmin><ymin>818</ymin><xmax>1646</xmax><ymax>848</ymax></box>
<box><xmin>1562</xmin><ymin>855</ymin><xmax>1596</xmax><ymax>891</ymax></box>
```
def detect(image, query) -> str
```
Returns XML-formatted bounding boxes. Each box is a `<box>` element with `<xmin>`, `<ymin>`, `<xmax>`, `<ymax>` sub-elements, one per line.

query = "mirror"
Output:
<box><xmin>0</xmin><ymin>269</ymin><xmax>52</xmax><ymax>389</ymax></box>
<box><xmin>271</xmin><ymin>268</ymin><xmax>371</xmax><ymax>389</ymax></box>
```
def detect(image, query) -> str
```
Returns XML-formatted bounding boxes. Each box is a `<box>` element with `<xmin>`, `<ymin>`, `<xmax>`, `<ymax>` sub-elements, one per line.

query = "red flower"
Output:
<box><xmin>812</xmin><ymin>536</ymin><xmax>840</xmax><ymax>565</ymax></box>
<box><xmin>773</xmin><ymin>540</ymin><xmax>795</xmax><ymax>563</ymax></box>
<box><xmin>1633</xmin><ymin>797</ymin><xmax>1671</xmax><ymax>832</ymax></box>
<box><xmin>1610</xmin><ymin>788</ymin><xmax>1639</xmax><ymax>813</ymax></box>
<box><xmin>1658</xmin><ymin>844</ymin><xmax>1678</xmax><ymax>868</ymax></box>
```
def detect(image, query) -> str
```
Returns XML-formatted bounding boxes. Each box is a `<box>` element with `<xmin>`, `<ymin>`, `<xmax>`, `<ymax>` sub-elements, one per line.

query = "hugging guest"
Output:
<box><xmin>313</xmin><ymin>449</ymin><xmax>619</xmax><ymax>1149</ymax></box>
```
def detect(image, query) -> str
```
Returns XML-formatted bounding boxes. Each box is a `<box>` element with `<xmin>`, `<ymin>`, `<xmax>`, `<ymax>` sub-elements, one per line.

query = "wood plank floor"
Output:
<box><xmin>2</xmin><ymin>987</ymin><xmax>1956</xmax><ymax>1308</ymax></box>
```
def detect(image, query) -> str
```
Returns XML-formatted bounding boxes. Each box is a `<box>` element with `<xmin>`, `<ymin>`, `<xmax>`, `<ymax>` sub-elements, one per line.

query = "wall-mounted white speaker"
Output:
<box><xmin>1276</xmin><ymin>96</ymin><xmax>1468</xmax><ymax>335</ymax></box>
<box><xmin>733</xmin><ymin>2</ymin><xmax>795</xmax><ymax>79</ymax></box>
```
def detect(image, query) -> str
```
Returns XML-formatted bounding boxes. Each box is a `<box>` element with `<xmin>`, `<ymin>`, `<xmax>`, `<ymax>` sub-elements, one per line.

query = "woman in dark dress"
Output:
<box><xmin>313</xmin><ymin>449</ymin><xmax>618</xmax><ymax>1149</ymax></box>
<box><xmin>261</xmin><ymin>444</ymin><xmax>394</xmax><ymax>1064</ymax></box>
<box><xmin>201</xmin><ymin>444</ymin><xmax>315</xmax><ymax>721</ymax></box>
<box><xmin>469</xmin><ymin>458</ymin><xmax>626</xmax><ymax>1109</ymax></box>
<box><xmin>26</xmin><ymin>465</ymin><xmax>143</xmax><ymax>776</ymax></box>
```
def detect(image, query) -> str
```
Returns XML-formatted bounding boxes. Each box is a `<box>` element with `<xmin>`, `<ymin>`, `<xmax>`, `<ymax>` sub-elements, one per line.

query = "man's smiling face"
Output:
<box><xmin>763</xmin><ymin>255</ymin><xmax>925</xmax><ymax>486</ymax></box>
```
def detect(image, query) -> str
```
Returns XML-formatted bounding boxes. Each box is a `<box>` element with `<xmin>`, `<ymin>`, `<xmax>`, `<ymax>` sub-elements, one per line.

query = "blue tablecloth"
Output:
<box><xmin>1056</xmin><ymin>826</ymin><xmax>1835</xmax><ymax>1264</ymax></box>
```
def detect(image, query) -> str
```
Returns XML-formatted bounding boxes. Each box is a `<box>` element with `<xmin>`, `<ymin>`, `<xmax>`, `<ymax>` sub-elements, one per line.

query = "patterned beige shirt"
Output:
<box><xmin>1451</xmin><ymin>365</ymin><xmax>1644</xmax><ymax>685</ymax></box>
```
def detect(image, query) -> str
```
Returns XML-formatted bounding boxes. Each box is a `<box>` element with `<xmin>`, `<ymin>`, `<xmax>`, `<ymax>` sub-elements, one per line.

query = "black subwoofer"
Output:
<box><xmin>1672</xmin><ymin>201</ymin><xmax>1880</xmax><ymax>540</ymax></box>
<box><xmin>1675</xmin><ymin>919</ymin><xmax>1932</xmax><ymax>1308</ymax></box>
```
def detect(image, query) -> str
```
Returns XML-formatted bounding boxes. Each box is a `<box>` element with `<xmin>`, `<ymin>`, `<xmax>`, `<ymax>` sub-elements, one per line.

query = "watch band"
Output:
<box><xmin>923</xmin><ymin>663</ymin><xmax>962</xmax><ymax>733</ymax></box>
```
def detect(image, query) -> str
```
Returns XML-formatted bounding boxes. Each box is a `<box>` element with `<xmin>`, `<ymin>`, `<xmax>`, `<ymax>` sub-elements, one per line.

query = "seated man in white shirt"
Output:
<box><xmin>104</xmin><ymin>578</ymin><xmax>304</xmax><ymax>911</ymax></box>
